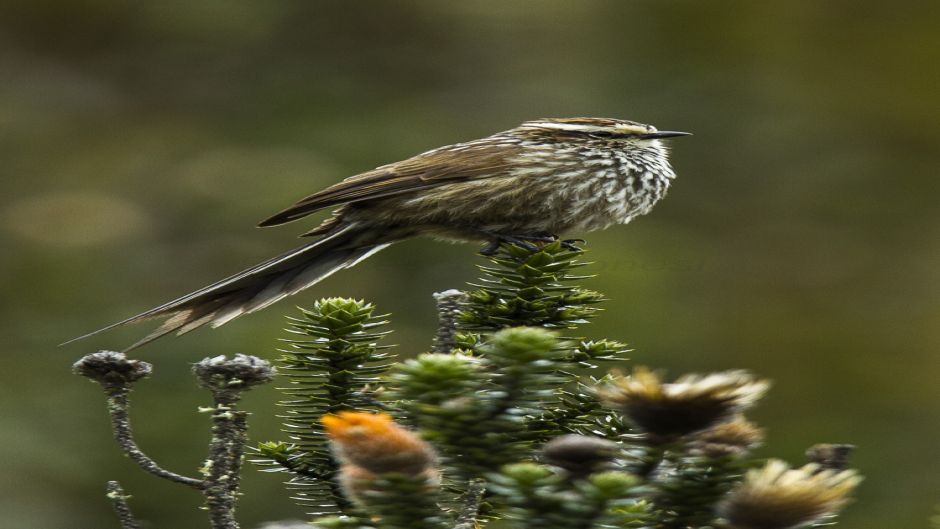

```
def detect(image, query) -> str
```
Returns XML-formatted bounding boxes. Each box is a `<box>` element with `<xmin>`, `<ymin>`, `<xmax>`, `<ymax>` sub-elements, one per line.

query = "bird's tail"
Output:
<box><xmin>63</xmin><ymin>223</ymin><xmax>393</xmax><ymax>351</ymax></box>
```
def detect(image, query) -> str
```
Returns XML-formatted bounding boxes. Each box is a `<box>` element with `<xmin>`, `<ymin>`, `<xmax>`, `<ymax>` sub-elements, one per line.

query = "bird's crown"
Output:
<box><xmin>522</xmin><ymin>117</ymin><xmax>655</xmax><ymax>135</ymax></box>
<box><xmin>519</xmin><ymin>117</ymin><xmax>689</xmax><ymax>140</ymax></box>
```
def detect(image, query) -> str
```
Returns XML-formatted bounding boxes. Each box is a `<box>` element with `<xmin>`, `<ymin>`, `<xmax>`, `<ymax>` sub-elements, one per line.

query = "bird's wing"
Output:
<box><xmin>258</xmin><ymin>142</ymin><xmax>520</xmax><ymax>227</ymax></box>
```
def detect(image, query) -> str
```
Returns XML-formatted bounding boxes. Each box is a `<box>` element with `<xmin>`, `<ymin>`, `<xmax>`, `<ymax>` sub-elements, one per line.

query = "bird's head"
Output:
<box><xmin>517</xmin><ymin>117</ymin><xmax>691</xmax><ymax>146</ymax></box>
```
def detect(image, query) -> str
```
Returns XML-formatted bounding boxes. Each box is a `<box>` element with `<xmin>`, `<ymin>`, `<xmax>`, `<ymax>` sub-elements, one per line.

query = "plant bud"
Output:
<box><xmin>541</xmin><ymin>434</ymin><xmax>620</xmax><ymax>476</ymax></box>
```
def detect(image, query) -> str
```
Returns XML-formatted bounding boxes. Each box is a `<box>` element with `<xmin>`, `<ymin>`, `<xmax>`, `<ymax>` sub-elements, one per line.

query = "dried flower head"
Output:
<box><xmin>323</xmin><ymin>412</ymin><xmax>439</xmax><ymax>505</ymax></box>
<box><xmin>598</xmin><ymin>367</ymin><xmax>770</xmax><ymax>440</ymax></box>
<box><xmin>73</xmin><ymin>351</ymin><xmax>152</xmax><ymax>390</ymax></box>
<box><xmin>719</xmin><ymin>459</ymin><xmax>862</xmax><ymax>529</ymax></box>
<box><xmin>688</xmin><ymin>417</ymin><xmax>765</xmax><ymax>458</ymax></box>
<box><xmin>805</xmin><ymin>444</ymin><xmax>855</xmax><ymax>472</ymax></box>
<box><xmin>322</xmin><ymin>412</ymin><xmax>437</xmax><ymax>475</ymax></box>
<box><xmin>192</xmin><ymin>354</ymin><xmax>276</xmax><ymax>391</ymax></box>
<box><xmin>542</xmin><ymin>434</ymin><xmax>621</xmax><ymax>476</ymax></box>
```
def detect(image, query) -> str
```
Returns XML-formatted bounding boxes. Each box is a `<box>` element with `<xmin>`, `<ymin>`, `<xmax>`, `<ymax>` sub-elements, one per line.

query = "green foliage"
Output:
<box><xmin>386</xmin><ymin>327</ymin><xmax>566</xmax><ymax>480</ymax></box>
<box><xmin>455</xmin><ymin>244</ymin><xmax>632</xmax><ymax>444</ymax></box>
<box><xmin>352</xmin><ymin>474</ymin><xmax>447</xmax><ymax>529</ymax></box>
<box><xmin>256</xmin><ymin>298</ymin><xmax>394</xmax><ymax>515</ymax></box>
<box><xmin>310</xmin><ymin>516</ymin><xmax>373</xmax><ymax>529</ymax></box>
<box><xmin>489</xmin><ymin>463</ymin><xmax>648</xmax><ymax>529</ymax></box>
<box><xmin>522</xmin><ymin>377</ymin><xmax>632</xmax><ymax>442</ymax></box>
<box><xmin>250</xmin><ymin>242</ymin><xmax>860</xmax><ymax>529</ymax></box>
<box><xmin>652</xmin><ymin>455</ymin><xmax>744</xmax><ymax>529</ymax></box>
<box><xmin>460</xmin><ymin>242</ymin><xmax>604</xmax><ymax>331</ymax></box>
<box><xmin>308</xmin><ymin>473</ymin><xmax>445</xmax><ymax>529</ymax></box>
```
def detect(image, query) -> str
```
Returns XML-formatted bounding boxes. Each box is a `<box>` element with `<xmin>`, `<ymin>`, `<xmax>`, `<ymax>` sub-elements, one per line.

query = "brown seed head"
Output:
<box><xmin>598</xmin><ymin>367</ymin><xmax>770</xmax><ymax>440</ymax></box>
<box><xmin>542</xmin><ymin>434</ymin><xmax>621</xmax><ymax>476</ymax></box>
<box><xmin>688</xmin><ymin>417</ymin><xmax>765</xmax><ymax>458</ymax></box>
<box><xmin>805</xmin><ymin>443</ymin><xmax>856</xmax><ymax>472</ymax></box>
<box><xmin>719</xmin><ymin>459</ymin><xmax>862</xmax><ymax>529</ymax></box>
<box><xmin>73</xmin><ymin>350</ymin><xmax>152</xmax><ymax>389</ymax></box>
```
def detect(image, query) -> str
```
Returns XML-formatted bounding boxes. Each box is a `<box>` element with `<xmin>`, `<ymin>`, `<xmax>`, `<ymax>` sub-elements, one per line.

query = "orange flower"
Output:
<box><xmin>322</xmin><ymin>412</ymin><xmax>437</xmax><ymax>475</ymax></box>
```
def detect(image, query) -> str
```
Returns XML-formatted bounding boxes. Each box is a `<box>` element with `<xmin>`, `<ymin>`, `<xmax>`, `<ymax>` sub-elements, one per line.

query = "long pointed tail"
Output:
<box><xmin>64</xmin><ymin>223</ymin><xmax>392</xmax><ymax>350</ymax></box>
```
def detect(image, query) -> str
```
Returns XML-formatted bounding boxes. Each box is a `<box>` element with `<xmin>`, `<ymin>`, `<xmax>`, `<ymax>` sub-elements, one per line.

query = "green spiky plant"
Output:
<box><xmin>255</xmin><ymin>298</ymin><xmax>394</xmax><ymax>515</ymax></box>
<box><xmin>459</xmin><ymin>241</ymin><xmax>604</xmax><ymax>330</ymax></box>
<box><xmin>457</xmin><ymin>242</ymin><xmax>634</xmax><ymax>443</ymax></box>
<box><xmin>252</xmin><ymin>242</ymin><xmax>862</xmax><ymax>529</ymax></box>
<box><xmin>77</xmin><ymin>241</ymin><xmax>862</xmax><ymax>529</ymax></box>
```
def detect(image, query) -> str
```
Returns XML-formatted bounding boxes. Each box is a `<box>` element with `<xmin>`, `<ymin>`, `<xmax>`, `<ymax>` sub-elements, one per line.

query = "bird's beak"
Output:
<box><xmin>640</xmin><ymin>131</ymin><xmax>692</xmax><ymax>139</ymax></box>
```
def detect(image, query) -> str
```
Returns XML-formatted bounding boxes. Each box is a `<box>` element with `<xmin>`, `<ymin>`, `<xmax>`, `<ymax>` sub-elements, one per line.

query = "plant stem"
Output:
<box><xmin>105</xmin><ymin>481</ymin><xmax>141</xmax><ymax>529</ymax></box>
<box><xmin>105</xmin><ymin>388</ymin><xmax>204</xmax><ymax>489</ymax></box>
<box><xmin>454</xmin><ymin>478</ymin><xmax>487</xmax><ymax>529</ymax></box>
<box><xmin>204</xmin><ymin>396</ymin><xmax>248</xmax><ymax>529</ymax></box>
<box><xmin>433</xmin><ymin>289</ymin><xmax>467</xmax><ymax>354</ymax></box>
<box><xmin>634</xmin><ymin>444</ymin><xmax>666</xmax><ymax>479</ymax></box>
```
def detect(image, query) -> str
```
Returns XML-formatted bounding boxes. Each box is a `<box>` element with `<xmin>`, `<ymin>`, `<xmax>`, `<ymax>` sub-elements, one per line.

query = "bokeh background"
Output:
<box><xmin>2</xmin><ymin>1</ymin><xmax>938</xmax><ymax>528</ymax></box>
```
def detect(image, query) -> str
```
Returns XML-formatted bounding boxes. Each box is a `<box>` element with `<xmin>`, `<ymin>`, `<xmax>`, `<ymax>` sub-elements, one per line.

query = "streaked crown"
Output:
<box><xmin>518</xmin><ymin>117</ymin><xmax>690</xmax><ymax>140</ymax></box>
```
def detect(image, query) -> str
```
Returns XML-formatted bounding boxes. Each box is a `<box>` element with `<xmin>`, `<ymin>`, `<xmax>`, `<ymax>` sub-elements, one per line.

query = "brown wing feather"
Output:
<box><xmin>258</xmin><ymin>142</ymin><xmax>519</xmax><ymax>227</ymax></box>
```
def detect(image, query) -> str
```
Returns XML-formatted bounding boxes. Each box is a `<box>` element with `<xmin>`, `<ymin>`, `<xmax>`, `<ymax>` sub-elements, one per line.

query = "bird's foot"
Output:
<box><xmin>559</xmin><ymin>238</ymin><xmax>585</xmax><ymax>252</ymax></box>
<box><xmin>478</xmin><ymin>231</ymin><xmax>558</xmax><ymax>256</ymax></box>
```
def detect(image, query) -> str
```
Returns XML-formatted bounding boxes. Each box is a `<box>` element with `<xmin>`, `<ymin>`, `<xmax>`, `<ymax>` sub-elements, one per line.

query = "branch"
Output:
<box><xmin>74</xmin><ymin>352</ymin><xmax>203</xmax><ymax>489</ymax></box>
<box><xmin>76</xmin><ymin>352</ymin><xmax>275</xmax><ymax>529</ymax></box>
<box><xmin>194</xmin><ymin>354</ymin><xmax>276</xmax><ymax>529</ymax></box>
<box><xmin>105</xmin><ymin>481</ymin><xmax>141</xmax><ymax>529</ymax></box>
<box><xmin>433</xmin><ymin>289</ymin><xmax>467</xmax><ymax>354</ymax></box>
<box><xmin>107</xmin><ymin>388</ymin><xmax>205</xmax><ymax>488</ymax></box>
<box><xmin>454</xmin><ymin>478</ymin><xmax>487</xmax><ymax>529</ymax></box>
<box><xmin>203</xmin><ymin>403</ymin><xmax>247</xmax><ymax>529</ymax></box>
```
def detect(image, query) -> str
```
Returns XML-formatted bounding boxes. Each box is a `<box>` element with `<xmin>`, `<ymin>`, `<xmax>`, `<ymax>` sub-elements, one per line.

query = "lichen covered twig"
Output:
<box><xmin>105</xmin><ymin>481</ymin><xmax>141</xmax><ymax>529</ymax></box>
<box><xmin>432</xmin><ymin>289</ymin><xmax>467</xmax><ymax>354</ymax></box>
<box><xmin>76</xmin><ymin>352</ymin><xmax>274</xmax><ymax>529</ymax></box>
<box><xmin>74</xmin><ymin>351</ymin><xmax>203</xmax><ymax>489</ymax></box>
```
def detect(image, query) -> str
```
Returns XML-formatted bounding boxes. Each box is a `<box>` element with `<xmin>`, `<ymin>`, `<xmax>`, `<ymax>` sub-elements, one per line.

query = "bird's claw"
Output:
<box><xmin>479</xmin><ymin>232</ymin><xmax>557</xmax><ymax>255</ymax></box>
<box><xmin>479</xmin><ymin>240</ymin><xmax>501</xmax><ymax>256</ymax></box>
<box><xmin>560</xmin><ymin>238</ymin><xmax>585</xmax><ymax>252</ymax></box>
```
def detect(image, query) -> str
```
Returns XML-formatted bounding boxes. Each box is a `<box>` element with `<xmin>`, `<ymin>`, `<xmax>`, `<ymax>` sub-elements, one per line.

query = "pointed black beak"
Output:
<box><xmin>640</xmin><ymin>131</ymin><xmax>692</xmax><ymax>139</ymax></box>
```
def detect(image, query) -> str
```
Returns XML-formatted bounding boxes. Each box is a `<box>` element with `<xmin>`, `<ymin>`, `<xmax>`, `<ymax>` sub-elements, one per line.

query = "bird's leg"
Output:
<box><xmin>559</xmin><ymin>238</ymin><xmax>585</xmax><ymax>252</ymax></box>
<box><xmin>479</xmin><ymin>240</ymin><xmax>502</xmax><ymax>256</ymax></box>
<box><xmin>478</xmin><ymin>231</ymin><xmax>558</xmax><ymax>255</ymax></box>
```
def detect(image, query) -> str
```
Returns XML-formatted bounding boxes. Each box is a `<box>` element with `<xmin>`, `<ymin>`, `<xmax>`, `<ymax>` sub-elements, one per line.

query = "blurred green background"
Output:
<box><xmin>2</xmin><ymin>1</ymin><xmax>937</xmax><ymax>528</ymax></box>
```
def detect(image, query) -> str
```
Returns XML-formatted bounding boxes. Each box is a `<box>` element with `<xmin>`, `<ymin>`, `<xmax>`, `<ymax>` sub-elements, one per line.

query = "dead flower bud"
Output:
<box><xmin>192</xmin><ymin>354</ymin><xmax>275</xmax><ymax>391</ymax></box>
<box><xmin>719</xmin><ymin>459</ymin><xmax>862</xmax><ymax>529</ymax></box>
<box><xmin>73</xmin><ymin>351</ymin><xmax>152</xmax><ymax>389</ymax></box>
<box><xmin>598</xmin><ymin>367</ymin><xmax>770</xmax><ymax>440</ymax></box>
<box><xmin>542</xmin><ymin>434</ymin><xmax>621</xmax><ymax>476</ymax></box>
<box><xmin>688</xmin><ymin>417</ymin><xmax>765</xmax><ymax>458</ymax></box>
<box><xmin>805</xmin><ymin>443</ymin><xmax>855</xmax><ymax>472</ymax></box>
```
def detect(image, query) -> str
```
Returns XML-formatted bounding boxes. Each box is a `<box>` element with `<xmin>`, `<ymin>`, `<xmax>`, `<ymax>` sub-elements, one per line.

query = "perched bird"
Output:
<box><xmin>69</xmin><ymin>117</ymin><xmax>688</xmax><ymax>349</ymax></box>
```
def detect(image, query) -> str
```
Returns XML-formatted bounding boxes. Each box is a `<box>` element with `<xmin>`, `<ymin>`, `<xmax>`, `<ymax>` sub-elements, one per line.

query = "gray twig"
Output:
<box><xmin>76</xmin><ymin>352</ymin><xmax>274</xmax><ymax>529</ymax></box>
<box><xmin>107</xmin><ymin>388</ymin><xmax>205</xmax><ymax>489</ymax></box>
<box><xmin>454</xmin><ymin>478</ymin><xmax>487</xmax><ymax>529</ymax></box>
<box><xmin>194</xmin><ymin>354</ymin><xmax>276</xmax><ymax>529</ymax></box>
<box><xmin>106</xmin><ymin>481</ymin><xmax>141</xmax><ymax>529</ymax></box>
<box><xmin>204</xmin><ymin>404</ymin><xmax>247</xmax><ymax>529</ymax></box>
<box><xmin>433</xmin><ymin>289</ymin><xmax>468</xmax><ymax>354</ymax></box>
<box><xmin>73</xmin><ymin>351</ymin><xmax>203</xmax><ymax>489</ymax></box>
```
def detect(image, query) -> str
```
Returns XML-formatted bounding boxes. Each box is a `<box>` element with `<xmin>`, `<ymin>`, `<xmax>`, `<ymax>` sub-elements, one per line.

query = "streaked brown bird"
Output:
<box><xmin>70</xmin><ymin>117</ymin><xmax>689</xmax><ymax>349</ymax></box>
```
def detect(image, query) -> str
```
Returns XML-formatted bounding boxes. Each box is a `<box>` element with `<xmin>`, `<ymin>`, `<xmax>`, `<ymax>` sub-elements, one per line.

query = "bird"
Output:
<box><xmin>68</xmin><ymin>117</ymin><xmax>689</xmax><ymax>349</ymax></box>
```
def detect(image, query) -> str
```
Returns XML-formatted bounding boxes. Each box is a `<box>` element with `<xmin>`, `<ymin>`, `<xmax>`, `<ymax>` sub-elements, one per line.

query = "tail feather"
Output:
<box><xmin>63</xmin><ymin>224</ymin><xmax>392</xmax><ymax>351</ymax></box>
